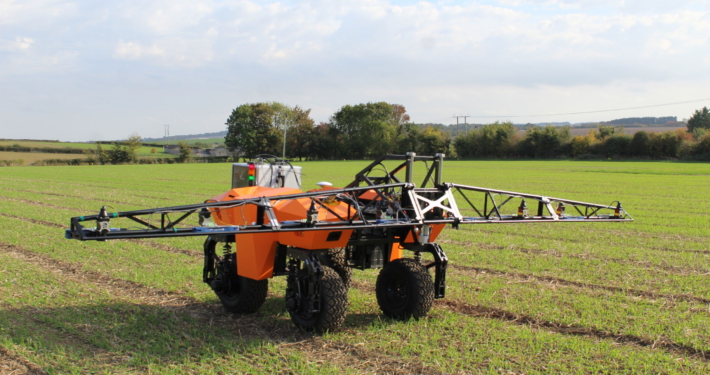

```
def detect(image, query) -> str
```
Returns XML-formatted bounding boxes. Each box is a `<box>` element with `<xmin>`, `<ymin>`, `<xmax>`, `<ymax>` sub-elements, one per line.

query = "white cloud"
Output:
<box><xmin>1</xmin><ymin>0</ymin><xmax>710</xmax><ymax>141</ymax></box>
<box><xmin>113</xmin><ymin>40</ymin><xmax>165</xmax><ymax>60</ymax></box>
<box><xmin>1</xmin><ymin>37</ymin><xmax>35</xmax><ymax>51</ymax></box>
<box><xmin>0</xmin><ymin>0</ymin><xmax>77</xmax><ymax>25</ymax></box>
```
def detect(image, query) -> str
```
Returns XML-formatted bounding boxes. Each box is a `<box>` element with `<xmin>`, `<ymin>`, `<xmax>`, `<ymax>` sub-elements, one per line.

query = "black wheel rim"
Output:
<box><xmin>221</xmin><ymin>278</ymin><xmax>241</xmax><ymax>300</ymax></box>
<box><xmin>385</xmin><ymin>274</ymin><xmax>408</xmax><ymax>309</ymax></box>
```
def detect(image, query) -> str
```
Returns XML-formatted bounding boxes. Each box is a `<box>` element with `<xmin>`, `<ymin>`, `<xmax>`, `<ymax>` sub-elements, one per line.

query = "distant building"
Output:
<box><xmin>163</xmin><ymin>145</ymin><xmax>181</xmax><ymax>155</ymax></box>
<box><xmin>163</xmin><ymin>145</ymin><xmax>231</xmax><ymax>157</ymax></box>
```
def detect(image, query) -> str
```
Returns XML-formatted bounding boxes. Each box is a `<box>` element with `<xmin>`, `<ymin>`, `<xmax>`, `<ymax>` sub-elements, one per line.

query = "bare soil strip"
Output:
<box><xmin>0</xmin><ymin>213</ymin><xmax>200</xmax><ymax>259</ymax></box>
<box><xmin>287</xmin><ymin>338</ymin><xmax>443</xmax><ymax>375</ymax></box>
<box><xmin>349</xmin><ymin>278</ymin><xmax>710</xmax><ymax>361</ymax></box>
<box><xmin>0</xmin><ymin>242</ymin><xmax>265</xmax><ymax>333</ymax></box>
<box><xmin>455</xmin><ymin>227</ymin><xmax>710</xmax><ymax>254</ymax></box>
<box><xmin>128</xmin><ymin>239</ymin><xmax>200</xmax><ymax>258</ymax></box>
<box><xmin>2</xmin><ymin>187</ymin><xmax>173</xmax><ymax>204</ymax></box>
<box><xmin>1</xmin><ymin>312</ymin><xmax>130</xmax><ymax>369</ymax></box>
<box><xmin>0</xmin><ymin>346</ymin><xmax>48</xmax><ymax>375</ymax></box>
<box><xmin>437</xmin><ymin>299</ymin><xmax>710</xmax><ymax>361</ymax></box>
<box><xmin>449</xmin><ymin>264</ymin><xmax>710</xmax><ymax>305</ymax></box>
<box><xmin>438</xmin><ymin>238</ymin><xmax>709</xmax><ymax>276</ymax></box>
<box><xmin>0</xmin><ymin>213</ymin><xmax>65</xmax><ymax>228</ymax></box>
<box><xmin>1</xmin><ymin>177</ymin><xmax>207</xmax><ymax>199</ymax></box>
<box><xmin>0</xmin><ymin>196</ymin><xmax>82</xmax><ymax>212</ymax></box>
<box><xmin>0</xmin><ymin>188</ymin><xmax>132</xmax><ymax>205</ymax></box>
<box><xmin>0</xmin><ymin>243</ymin><xmax>440</xmax><ymax>373</ymax></box>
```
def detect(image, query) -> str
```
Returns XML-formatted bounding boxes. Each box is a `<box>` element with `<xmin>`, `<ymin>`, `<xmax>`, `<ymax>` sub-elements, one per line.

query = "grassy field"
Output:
<box><xmin>0</xmin><ymin>160</ymin><xmax>709</xmax><ymax>373</ymax></box>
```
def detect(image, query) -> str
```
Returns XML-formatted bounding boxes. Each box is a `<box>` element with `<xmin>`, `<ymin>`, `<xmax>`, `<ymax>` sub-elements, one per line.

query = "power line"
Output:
<box><xmin>465</xmin><ymin>98</ymin><xmax>710</xmax><ymax>119</ymax></box>
<box><xmin>452</xmin><ymin>115</ymin><xmax>470</xmax><ymax>136</ymax></box>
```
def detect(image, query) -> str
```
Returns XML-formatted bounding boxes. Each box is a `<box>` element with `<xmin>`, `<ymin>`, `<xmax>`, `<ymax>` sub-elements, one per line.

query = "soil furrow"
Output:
<box><xmin>0</xmin><ymin>213</ymin><xmax>201</xmax><ymax>259</ymax></box>
<box><xmin>438</xmin><ymin>230</ymin><xmax>710</xmax><ymax>254</ymax></box>
<box><xmin>0</xmin><ymin>177</ymin><xmax>208</xmax><ymax>199</ymax></box>
<box><xmin>0</xmin><ymin>188</ymin><xmax>133</xmax><ymax>205</ymax></box>
<box><xmin>0</xmin><ymin>196</ymin><xmax>84</xmax><ymax>212</ymax></box>
<box><xmin>450</xmin><ymin>264</ymin><xmax>710</xmax><ymax>305</ymax></box>
<box><xmin>349</xmin><ymin>278</ymin><xmax>710</xmax><ymax>361</ymax></box>
<box><xmin>460</xmin><ymin>224</ymin><xmax>710</xmax><ymax>241</ymax></box>
<box><xmin>0</xmin><ymin>213</ymin><xmax>65</xmax><ymax>228</ymax></box>
<box><xmin>0</xmin><ymin>212</ymin><xmax>209</xmax><ymax>260</ymax></box>
<box><xmin>437</xmin><ymin>299</ymin><xmax>710</xmax><ymax>361</ymax></box>
<box><xmin>0</xmin><ymin>243</ymin><xmax>440</xmax><ymax>373</ymax></box>
<box><xmin>127</xmin><ymin>239</ymin><xmax>200</xmax><ymax>258</ymax></box>
<box><xmin>0</xmin><ymin>242</ymin><xmax>272</xmax><ymax>338</ymax></box>
<box><xmin>438</xmin><ymin>238</ymin><xmax>709</xmax><ymax>276</ymax></box>
<box><xmin>2</xmin><ymin>312</ymin><xmax>128</xmax><ymax>367</ymax></box>
<box><xmin>0</xmin><ymin>345</ymin><xmax>48</xmax><ymax>375</ymax></box>
<box><xmin>0</xmin><ymin>187</ymin><xmax>173</xmax><ymax>202</ymax></box>
<box><xmin>286</xmin><ymin>338</ymin><xmax>443</xmax><ymax>375</ymax></box>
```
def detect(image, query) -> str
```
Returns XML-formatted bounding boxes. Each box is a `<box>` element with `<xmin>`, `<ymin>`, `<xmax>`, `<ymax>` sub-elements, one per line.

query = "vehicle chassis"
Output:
<box><xmin>67</xmin><ymin>153</ymin><xmax>632</xmax><ymax>332</ymax></box>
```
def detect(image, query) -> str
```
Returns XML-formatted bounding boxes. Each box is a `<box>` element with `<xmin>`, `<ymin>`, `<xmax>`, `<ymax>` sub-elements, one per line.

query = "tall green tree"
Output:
<box><xmin>225</xmin><ymin>102</ymin><xmax>314</xmax><ymax>159</ymax></box>
<box><xmin>177</xmin><ymin>141</ymin><xmax>192</xmax><ymax>163</ymax></box>
<box><xmin>105</xmin><ymin>133</ymin><xmax>142</xmax><ymax>164</ymax></box>
<box><xmin>687</xmin><ymin>106</ymin><xmax>710</xmax><ymax>133</ymax></box>
<box><xmin>95</xmin><ymin>142</ymin><xmax>109</xmax><ymax>164</ymax></box>
<box><xmin>516</xmin><ymin>125</ymin><xmax>565</xmax><ymax>158</ymax></box>
<box><xmin>454</xmin><ymin>122</ymin><xmax>516</xmax><ymax>158</ymax></box>
<box><xmin>225</xmin><ymin>103</ymin><xmax>282</xmax><ymax>158</ymax></box>
<box><xmin>329</xmin><ymin>102</ymin><xmax>408</xmax><ymax>159</ymax></box>
<box><xmin>286</xmin><ymin>107</ymin><xmax>316</xmax><ymax>160</ymax></box>
<box><xmin>417</xmin><ymin>126</ymin><xmax>450</xmax><ymax>156</ymax></box>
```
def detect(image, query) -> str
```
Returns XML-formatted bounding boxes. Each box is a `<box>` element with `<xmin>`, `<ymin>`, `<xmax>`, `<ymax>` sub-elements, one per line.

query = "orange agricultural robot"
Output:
<box><xmin>67</xmin><ymin>153</ymin><xmax>632</xmax><ymax>332</ymax></box>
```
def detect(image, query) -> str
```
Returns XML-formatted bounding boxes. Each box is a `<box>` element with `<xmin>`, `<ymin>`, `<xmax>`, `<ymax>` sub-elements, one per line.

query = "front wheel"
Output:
<box><xmin>376</xmin><ymin>258</ymin><xmax>434</xmax><ymax>320</ymax></box>
<box><xmin>285</xmin><ymin>266</ymin><xmax>348</xmax><ymax>333</ymax></box>
<box><xmin>325</xmin><ymin>247</ymin><xmax>352</xmax><ymax>288</ymax></box>
<box><xmin>204</xmin><ymin>239</ymin><xmax>268</xmax><ymax>314</ymax></box>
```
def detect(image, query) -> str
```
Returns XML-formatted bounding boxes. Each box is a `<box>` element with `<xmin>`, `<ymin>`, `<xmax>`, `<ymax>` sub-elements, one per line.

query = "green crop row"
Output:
<box><xmin>1</xmin><ymin>159</ymin><xmax>709</xmax><ymax>373</ymax></box>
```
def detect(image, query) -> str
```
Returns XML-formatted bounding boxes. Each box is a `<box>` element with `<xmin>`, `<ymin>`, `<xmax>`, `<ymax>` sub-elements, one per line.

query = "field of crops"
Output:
<box><xmin>0</xmin><ymin>152</ymin><xmax>90</xmax><ymax>165</ymax></box>
<box><xmin>0</xmin><ymin>140</ymin><xmax>176</xmax><ymax>159</ymax></box>
<box><xmin>0</xmin><ymin>160</ymin><xmax>708</xmax><ymax>374</ymax></box>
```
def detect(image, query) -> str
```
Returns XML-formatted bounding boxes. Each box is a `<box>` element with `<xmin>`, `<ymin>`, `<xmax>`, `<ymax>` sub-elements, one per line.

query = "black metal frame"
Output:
<box><xmin>66</xmin><ymin>153</ymin><xmax>632</xmax><ymax>304</ymax></box>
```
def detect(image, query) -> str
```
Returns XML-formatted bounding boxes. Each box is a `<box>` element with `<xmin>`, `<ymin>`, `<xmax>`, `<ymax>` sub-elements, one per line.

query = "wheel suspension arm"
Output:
<box><xmin>403</xmin><ymin>242</ymin><xmax>448</xmax><ymax>299</ymax></box>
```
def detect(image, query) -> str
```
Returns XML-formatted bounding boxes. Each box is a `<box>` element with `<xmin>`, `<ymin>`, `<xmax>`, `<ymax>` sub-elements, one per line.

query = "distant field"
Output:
<box><xmin>0</xmin><ymin>160</ymin><xmax>708</xmax><ymax>373</ymax></box>
<box><xmin>570</xmin><ymin>126</ymin><xmax>685</xmax><ymax>136</ymax></box>
<box><xmin>0</xmin><ymin>151</ymin><xmax>87</xmax><ymax>164</ymax></box>
<box><xmin>0</xmin><ymin>141</ymin><xmax>176</xmax><ymax>158</ymax></box>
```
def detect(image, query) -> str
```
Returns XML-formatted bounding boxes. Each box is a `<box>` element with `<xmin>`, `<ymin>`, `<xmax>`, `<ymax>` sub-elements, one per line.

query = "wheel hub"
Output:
<box><xmin>385</xmin><ymin>276</ymin><xmax>408</xmax><ymax>308</ymax></box>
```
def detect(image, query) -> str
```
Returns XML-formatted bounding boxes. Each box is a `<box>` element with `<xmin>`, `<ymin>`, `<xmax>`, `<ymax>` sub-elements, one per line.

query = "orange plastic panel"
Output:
<box><xmin>235</xmin><ymin>232</ymin><xmax>278</xmax><ymax>280</ymax></box>
<box><xmin>211</xmin><ymin>186</ymin><xmax>302</xmax><ymax>226</ymax></box>
<box><xmin>403</xmin><ymin>224</ymin><xmax>447</xmax><ymax>243</ymax></box>
<box><xmin>390</xmin><ymin>242</ymin><xmax>403</xmax><ymax>261</ymax></box>
<box><xmin>358</xmin><ymin>189</ymin><xmax>379</xmax><ymax>201</ymax></box>
<box><xmin>428</xmin><ymin>224</ymin><xmax>446</xmax><ymax>242</ymax></box>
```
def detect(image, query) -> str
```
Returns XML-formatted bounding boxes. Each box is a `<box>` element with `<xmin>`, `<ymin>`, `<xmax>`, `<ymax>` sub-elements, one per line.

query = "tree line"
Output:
<box><xmin>225</xmin><ymin>102</ymin><xmax>710</xmax><ymax>161</ymax></box>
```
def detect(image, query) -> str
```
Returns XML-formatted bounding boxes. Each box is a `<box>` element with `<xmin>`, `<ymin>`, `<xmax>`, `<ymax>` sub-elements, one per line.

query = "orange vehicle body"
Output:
<box><xmin>210</xmin><ymin>185</ymin><xmax>445</xmax><ymax>280</ymax></box>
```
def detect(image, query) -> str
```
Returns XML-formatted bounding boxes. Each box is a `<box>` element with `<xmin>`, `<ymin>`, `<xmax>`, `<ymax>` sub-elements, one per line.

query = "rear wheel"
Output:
<box><xmin>285</xmin><ymin>265</ymin><xmax>348</xmax><ymax>333</ymax></box>
<box><xmin>376</xmin><ymin>258</ymin><xmax>434</xmax><ymax>320</ymax></box>
<box><xmin>204</xmin><ymin>239</ymin><xmax>268</xmax><ymax>314</ymax></box>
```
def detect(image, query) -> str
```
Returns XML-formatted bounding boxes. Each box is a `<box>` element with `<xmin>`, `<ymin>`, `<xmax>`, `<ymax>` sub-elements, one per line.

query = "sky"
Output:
<box><xmin>1</xmin><ymin>0</ymin><xmax>709</xmax><ymax>142</ymax></box>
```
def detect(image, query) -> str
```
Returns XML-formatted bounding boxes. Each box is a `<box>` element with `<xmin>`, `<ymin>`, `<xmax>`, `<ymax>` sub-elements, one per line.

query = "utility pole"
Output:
<box><xmin>453</xmin><ymin>116</ymin><xmax>469</xmax><ymax>137</ymax></box>
<box><xmin>164</xmin><ymin>124</ymin><xmax>170</xmax><ymax>138</ymax></box>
